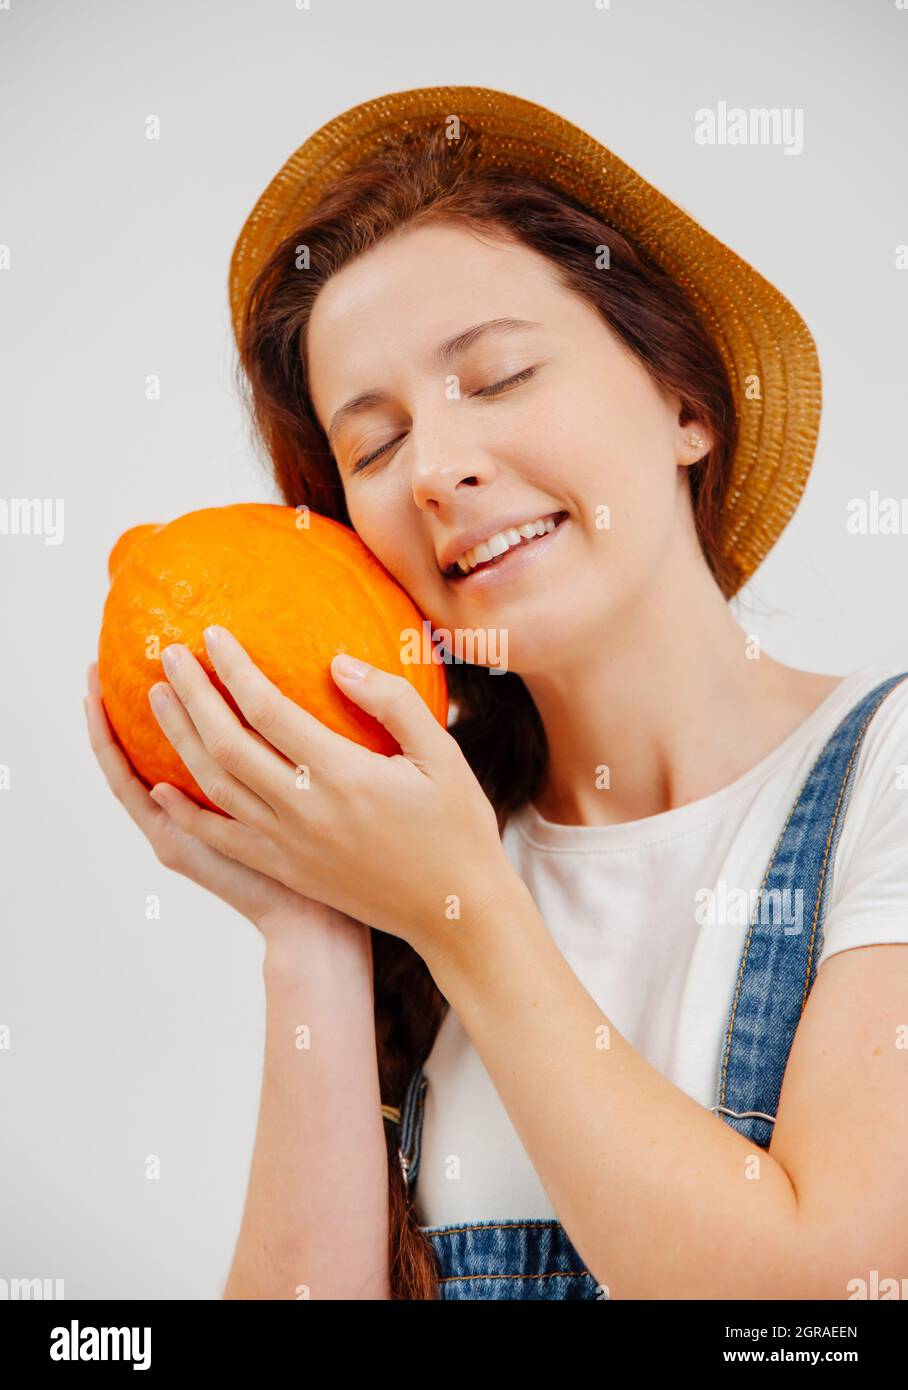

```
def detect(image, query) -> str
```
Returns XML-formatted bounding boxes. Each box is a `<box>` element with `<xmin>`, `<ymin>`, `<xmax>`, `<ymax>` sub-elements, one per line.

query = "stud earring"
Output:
<box><xmin>686</xmin><ymin>432</ymin><xmax>706</xmax><ymax>450</ymax></box>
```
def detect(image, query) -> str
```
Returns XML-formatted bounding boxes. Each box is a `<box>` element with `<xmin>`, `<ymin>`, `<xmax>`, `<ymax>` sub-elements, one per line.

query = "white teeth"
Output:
<box><xmin>450</xmin><ymin>512</ymin><xmax>562</xmax><ymax>575</ymax></box>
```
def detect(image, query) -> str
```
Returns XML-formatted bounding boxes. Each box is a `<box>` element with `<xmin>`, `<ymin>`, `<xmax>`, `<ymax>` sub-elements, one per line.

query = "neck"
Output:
<box><xmin>520</xmin><ymin>557</ymin><xmax>825</xmax><ymax>827</ymax></box>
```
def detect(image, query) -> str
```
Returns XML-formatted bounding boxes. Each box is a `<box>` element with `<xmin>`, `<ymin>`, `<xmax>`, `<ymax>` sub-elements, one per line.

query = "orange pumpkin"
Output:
<box><xmin>97</xmin><ymin>503</ymin><xmax>448</xmax><ymax>811</ymax></box>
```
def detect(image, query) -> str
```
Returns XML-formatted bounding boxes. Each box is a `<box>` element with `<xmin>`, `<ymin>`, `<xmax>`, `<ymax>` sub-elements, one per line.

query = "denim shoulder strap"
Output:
<box><xmin>713</xmin><ymin>671</ymin><xmax>908</xmax><ymax>1149</ymax></box>
<box><xmin>398</xmin><ymin>1065</ymin><xmax>429</xmax><ymax>1194</ymax></box>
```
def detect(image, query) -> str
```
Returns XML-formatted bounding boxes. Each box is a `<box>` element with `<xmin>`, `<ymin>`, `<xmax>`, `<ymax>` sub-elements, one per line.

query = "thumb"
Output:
<box><xmin>330</xmin><ymin>654</ymin><xmax>447</xmax><ymax>768</ymax></box>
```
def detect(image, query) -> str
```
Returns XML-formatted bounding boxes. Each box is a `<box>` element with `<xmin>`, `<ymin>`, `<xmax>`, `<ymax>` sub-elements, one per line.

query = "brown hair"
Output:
<box><xmin>234</xmin><ymin>120</ymin><xmax>738</xmax><ymax>1298</ymax></box>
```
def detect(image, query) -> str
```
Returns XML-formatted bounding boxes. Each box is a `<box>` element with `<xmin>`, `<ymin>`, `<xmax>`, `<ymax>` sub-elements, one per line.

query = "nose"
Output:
<box><xmin>409</xmin><ymin>419</ymin><xmax>499</xmax><ymax>513</ymax></box>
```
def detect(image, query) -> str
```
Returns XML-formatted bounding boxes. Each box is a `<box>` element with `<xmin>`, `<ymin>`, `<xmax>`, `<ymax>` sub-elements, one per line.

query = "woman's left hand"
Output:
<box><xmin>144</xmin><ymin>626</ymin><xmax>516</xmax><ymax>960</ymax></box>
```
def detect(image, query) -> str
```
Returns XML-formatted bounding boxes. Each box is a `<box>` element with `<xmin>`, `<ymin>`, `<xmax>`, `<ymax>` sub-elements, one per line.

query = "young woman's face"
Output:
<box><xmin>306</xmin><ymin>221</ymin><xmax>704</xmax><ymax>677</ymax></box>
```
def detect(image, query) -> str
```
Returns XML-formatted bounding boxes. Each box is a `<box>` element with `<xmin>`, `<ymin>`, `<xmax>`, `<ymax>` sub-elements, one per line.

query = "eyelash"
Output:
<box><xmin>349</xmin><ymin>366</ymin><xmax>539</xmax><ymax>474</ymax></box>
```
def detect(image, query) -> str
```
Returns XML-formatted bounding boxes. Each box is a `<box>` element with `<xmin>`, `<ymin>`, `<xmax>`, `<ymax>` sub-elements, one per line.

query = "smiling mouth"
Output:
<box><xmin>442</xmin><ymin>511</ymin><xmax>569</xmax><ymax>580</ymax></box>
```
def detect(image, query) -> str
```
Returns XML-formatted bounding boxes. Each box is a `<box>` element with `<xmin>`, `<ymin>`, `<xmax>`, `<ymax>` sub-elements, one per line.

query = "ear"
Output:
<box><xmin>677</xmin><ymin>421</ymin><xmax>711</xmax><ymax>467</ymax></box>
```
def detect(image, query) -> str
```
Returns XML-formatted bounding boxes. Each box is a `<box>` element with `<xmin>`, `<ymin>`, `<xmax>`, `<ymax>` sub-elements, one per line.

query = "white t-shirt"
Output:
<box><xmin>415</xmin><ymin>665</ymin><xmax>908</xmax><ymax>1227</ymax></box>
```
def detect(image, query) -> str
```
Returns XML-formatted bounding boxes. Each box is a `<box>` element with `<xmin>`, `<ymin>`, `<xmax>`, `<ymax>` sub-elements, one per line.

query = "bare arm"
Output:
<box><xmin>223</xmin><ymin>908</ymin><xmax>390</xmax><ymax>1300</ymax></box>
<box><xmin>425</xmin><ymin>878</ymin><xmax>908</xmax><ymax>1299</ymax></box>
<box><xmin>83</xmin><ymin>666</ymin><xmax>390</xmax><ymax>1300</ymax></box>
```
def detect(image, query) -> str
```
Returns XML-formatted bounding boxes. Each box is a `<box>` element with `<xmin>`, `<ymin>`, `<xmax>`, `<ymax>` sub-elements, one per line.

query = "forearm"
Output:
<box><xmin>223</xmin><ymin>914</ymin><xmax>389</xmax><ymax>1300</ymax></box>
<box><xmin>425</xmin><ymin>878</ymin><xmax>810</xmax><ymax>1300</ymax></box>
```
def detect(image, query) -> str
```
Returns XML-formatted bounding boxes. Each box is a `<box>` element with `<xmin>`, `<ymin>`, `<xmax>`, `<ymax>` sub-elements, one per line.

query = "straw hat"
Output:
<box><xmin>229</xmin><ymin>85</ymin><xmax>822</xmax><ymax>595</ymax></box>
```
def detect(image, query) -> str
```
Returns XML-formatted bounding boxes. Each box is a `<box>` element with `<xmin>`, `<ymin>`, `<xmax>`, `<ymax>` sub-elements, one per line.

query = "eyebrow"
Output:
<box><xmin>325</xmin><ymin>317</ymin><xmax>542</xmax><ymax>449</ymax></box>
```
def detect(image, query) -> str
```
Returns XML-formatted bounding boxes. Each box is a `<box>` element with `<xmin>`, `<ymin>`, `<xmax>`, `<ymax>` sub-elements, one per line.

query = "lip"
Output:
<box><xmin>437</xmin><ymin>509</ymin><xmax>565</xmax><ymax>574</ymax></box>
<box><xmin>444</xmin><ymin>512</ymin><xmax>570</xmax><ymax>589</ymax></box>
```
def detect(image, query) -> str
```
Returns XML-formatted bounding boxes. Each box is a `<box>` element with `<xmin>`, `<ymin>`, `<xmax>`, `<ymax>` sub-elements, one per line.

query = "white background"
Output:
<box><xmin>1</xmin><ymin>0</ymin><xmax>906</xmax><ymax>1297</ymax></box>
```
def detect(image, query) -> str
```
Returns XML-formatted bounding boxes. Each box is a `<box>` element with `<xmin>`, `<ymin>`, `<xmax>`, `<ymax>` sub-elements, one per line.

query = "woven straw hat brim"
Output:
<box><xmin>229</xmin><ymin>85</ymin><xmax>821</xmax><ymax>595</ymax></box>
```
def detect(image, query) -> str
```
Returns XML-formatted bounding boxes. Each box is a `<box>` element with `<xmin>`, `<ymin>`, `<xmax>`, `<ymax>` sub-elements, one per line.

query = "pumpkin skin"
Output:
<box><xmin>97</xmin><ymin>503</ymin><xmax>448</xmax><ymax>811</ymax></box>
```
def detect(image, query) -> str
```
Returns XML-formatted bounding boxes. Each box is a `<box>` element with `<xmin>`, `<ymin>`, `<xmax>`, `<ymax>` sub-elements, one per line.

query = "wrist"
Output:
<box><xmin>420</xmin><ymin>866</ymin><xmax>539</xmax><ymax>985</ymax></box>
<box><xmin>422</xmin><ymin>873</ymin><xmax>571</xmax><ymax>1047</ymax></box>
<box><xmin>261</xmin><ymin>907</ymin><xmax>374</xmax><ymax>984</ymax></box>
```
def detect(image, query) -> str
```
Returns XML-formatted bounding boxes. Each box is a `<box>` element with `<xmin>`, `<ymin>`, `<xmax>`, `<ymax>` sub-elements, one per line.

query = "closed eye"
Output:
<box><xmin>470</xmin><ymin>365</ymin><xmax>538</xmax><ymax>398</ymax></box>
<box><xmin>349</xmin><ymin>365</ymin><xmax>541</xmax><ymax>474</ymax></box>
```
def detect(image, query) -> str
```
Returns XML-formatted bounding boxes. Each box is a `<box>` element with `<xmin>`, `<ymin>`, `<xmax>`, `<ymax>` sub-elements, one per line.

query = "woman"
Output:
<box><xmin>85</xmin><ymin>88</ymin><xmax>908</xmax><ymax>1300</ymax></box>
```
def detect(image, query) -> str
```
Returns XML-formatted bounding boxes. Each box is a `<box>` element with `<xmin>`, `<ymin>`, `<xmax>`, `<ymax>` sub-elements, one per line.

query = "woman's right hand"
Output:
<box><xmin>83</xmin><ymin>660</ymin><xmax>358</xmax><ymax>948</ymax></box>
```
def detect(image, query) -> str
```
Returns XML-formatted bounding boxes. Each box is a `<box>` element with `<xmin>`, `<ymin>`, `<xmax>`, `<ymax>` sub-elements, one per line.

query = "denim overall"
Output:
<box><xmin>396</xmin><ymin>672</ymin><xmax>908</xmax><ymax>1299</ymax></box>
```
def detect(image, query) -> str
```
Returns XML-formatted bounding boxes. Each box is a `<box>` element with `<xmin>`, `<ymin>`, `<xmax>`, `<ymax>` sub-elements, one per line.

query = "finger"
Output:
<box><xmin>158</xmin><ymin>641</ymin><xmax>307</xmax><ymax>806</ymax></box>
<box><xmin>147</xmin><ymin>680</ymin><xmax>279</xmax><ymax>828</ymax></box>
<box><xmin>85</xmin><ymin>684</ymin><xmax>280</xmax><ymax>893</ymax></box>
<box><xmin>87</xmin><ymin>660</ymin><xmax>100</xmax><ymax>697</ymax></box>
<box><xmin>148</xmin><ymin>782</ymin><xmax>286</xmax><ymax>878</ymax></box>
<box><xmin>84</xmin><ymin>687</ymin><xmax>175</xmax><ymax>838</ymax></box>
<box><xmin>330</xmin><ymin>655</ymin><xmax>449</xmax><ymax>770</ymax></box>
<box><xmin>199</xmin><ymin>625</ymin><xmax>349</xmax><ymax>770</ymax></box>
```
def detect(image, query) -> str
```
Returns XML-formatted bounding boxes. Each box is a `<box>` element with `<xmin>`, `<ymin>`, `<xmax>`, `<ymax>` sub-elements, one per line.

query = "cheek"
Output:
<box><xmin>345</xmin><ymin>495</ymin><xmax>428</xmax><ymax>592</ymax></box>
<box><xmin>594</xmin><ymin>457</ymin><xmax>677</xmax><ymax>570</ymax></box>
<box><xmin>559</xmin><ymin>410</ymin><xmax>679</xmax><ymax>578</ymax></box>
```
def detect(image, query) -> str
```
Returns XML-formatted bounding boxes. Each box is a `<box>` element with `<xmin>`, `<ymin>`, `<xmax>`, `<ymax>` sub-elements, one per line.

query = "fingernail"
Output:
<box><xmin>161</xmin><ymin>645</ymin><xmax>181</xmax><ymax>675</ymax></box>
<box><xmin>149</xmin><ymin>683</ymin><xmax>170</xmax><ymax>712</ymax></box>
<box><xmin>333</xmin><ymin>653</ymin><xmax>370</xmax><ymax>680</ymax></box>
<box><xmin>203</xmin><ymin>625</ymin><xmax>222</xmax><ymax>652</ymax></box>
